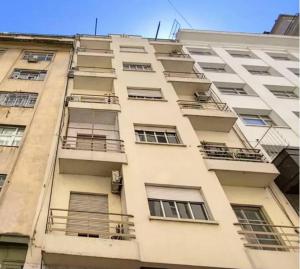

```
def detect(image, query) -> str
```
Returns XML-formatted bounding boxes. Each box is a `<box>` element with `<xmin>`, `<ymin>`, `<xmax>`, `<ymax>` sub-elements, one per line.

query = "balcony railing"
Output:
<box><xmin>164</xmin><ymin>71</ymin><xmax>206</xmax><ymax>79</ymax></box>
<box><xmin>47</xmin><ymin>208</ymin><xmax>135</xmax><ymax>240</ymax></box>
<box><xmin>77</xmin><ymin>47</ymin><xmax>114</xmax><ymax>54</ymax></box>
<box><xmin>62</xmin><ymin>136</ymin><xmax>124</xmax><ymax>153</ymax></box>
<box><xmin>235</xmin><ymin>223</ymin><xmax>299</xmax><ymax>251</ymax></box>
<box><xmin>68</xmin><ymin>94</ymin><xmax>119</xmax><ymax>104</ymax></box>
<box><xmin>199</xmin><ymin>144</ymin><xmax>266</xmax><ymax>162</ymax></box>
<box><xmin>155</xmin><ymin>52</ymin><xmax>191</xmax><ymax>59</ymax></box>
<box><xmin>177</xmin><ymin>100</ymin><xmax>230</xmax><ymax>111</ymax></box>
<box><xmin>73</xmin><ymin>66</ymin><xmax>115</xmax><ymax>74</ymax></box>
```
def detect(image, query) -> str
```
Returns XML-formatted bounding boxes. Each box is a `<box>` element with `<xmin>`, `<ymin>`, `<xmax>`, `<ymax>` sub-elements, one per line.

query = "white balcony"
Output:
<box><xmin>178</xmin><ymin>100</ymin><xmax>237</xmax><ymax>132</ymax></box>
<box><xmin>199</xmin><ymin>145</ymin><xmax>279</xmax><ymax>187</ymax></box>
<box><xmin>164</xmin><ymin>71</ymin><xmax>211</xmax><ymax>92</ymax></box>
<box><xmin>77</xmin><ymin>47</ymin><xmax>114</xmax><ymax>68</ymax></box>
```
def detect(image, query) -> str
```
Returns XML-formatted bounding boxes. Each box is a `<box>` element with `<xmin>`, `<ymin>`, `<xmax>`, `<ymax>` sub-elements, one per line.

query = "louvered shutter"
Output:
<box><xmin>67</xmin><ymin>193</ymin><xmax>109</xmax><ymax>238</ymax></box>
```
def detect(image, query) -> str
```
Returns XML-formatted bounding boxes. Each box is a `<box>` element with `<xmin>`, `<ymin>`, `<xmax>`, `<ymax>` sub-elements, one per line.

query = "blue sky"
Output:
<box><xmin>1</xmin><ymin>0</ymin><xmax>298</xmax><ymax>38</ymax></box>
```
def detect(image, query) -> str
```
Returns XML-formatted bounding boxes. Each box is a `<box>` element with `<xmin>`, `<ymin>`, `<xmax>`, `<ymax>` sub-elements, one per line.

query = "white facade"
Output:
<box><xmin>177</xmin><ymin>30</ymin><xmax>299</xmax><ymax>160</ymax></box>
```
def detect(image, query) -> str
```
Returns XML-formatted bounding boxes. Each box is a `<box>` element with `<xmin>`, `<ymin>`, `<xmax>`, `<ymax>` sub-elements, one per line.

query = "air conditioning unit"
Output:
<box><xmin>194</xmin><ymin>91</ymin><xmax>210</xmax><ymax>102</ymax></box>
<box><xmin>27</xmin><ymin>55</ymin><xmax>39</xmax><ymax>63</ymax></box>
<box><xmin>67</xmin><ymin>70</ymin><xmax>74</xmax><ymax>78</ymax></box>
<box><xmin>111</xmin><ymin>170</ymin><xmax>123</xmax><ymax>194</ymax></box>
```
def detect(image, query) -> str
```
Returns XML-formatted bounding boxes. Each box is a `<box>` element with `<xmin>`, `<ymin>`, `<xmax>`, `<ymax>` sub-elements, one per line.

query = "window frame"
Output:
<box><xmin>0</xmin><ymin>174</ymin><xmax>7</xmax><ymax>191</ymax></box>
<box><xmin>270</xmin><ymin>90</ymin><xmax>298</xmax><ymax>99</ymax></box>
<box><xmin>0</xmin><ymin>125</ymin><xmax>25</xmax><ymax>147</ymax></box>
<box><xmin>218</xmin><ymin>87</ymin><xmax>248</xmax><ymax>95</ymax></box>
<box><xmin>240</xmin><ymin>114</ymin><xmax>276</xmax><ymax>127</ymax></box>
<box><xmin>202</xmin><ymin>66</ymin><xmax>227</xmax><ymax>73</ymax></box>
<box><xmin>23</xmin><ymin>51</ymin><xmax>54</xmax><ymax>62</ymax></box>
<box><xmin>10</xmin><ymin>69</ymin><xmax>47</xmax><ymax>81</ymax></box>
<box><xmin>148</xmin><ymin>198</ymin><xmax>209</xmax><ymax>221</ymax></box>
<box><xmin>127</xmin><ymin>87</ymin><xmax>164</xmax><ymax>101</ymax></box>
<box><xmin>120</xmin><ymin>46</ymin><xmax>146</xmax><ymax>53</ymax></box>
<box><xmin>123</xmin><ymin>62</ymin><xmax>153</xmax><ymax>72</ymax></box>
<box><xmin>135</xmin><ymin>128</ymin><xmax>181</xmax><ymax>145</ymax></box>
<box><xmin>0</xmin><ymin>92</ymin><xmax>38</xmax><ymax>108</ymax></box>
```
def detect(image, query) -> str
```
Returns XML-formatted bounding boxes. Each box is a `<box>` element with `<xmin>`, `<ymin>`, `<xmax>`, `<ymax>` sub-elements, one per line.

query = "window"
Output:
<box><xmin>202</xmin><ymin>66</ymin><xmax>226</xmax><ymax>73</ymax></box>
<box><xmin>135</xmin><ymin>126</ymin><xmax>181</xmax><ymax>144</ymax></box>
<box><xmin>0</xmin><ymin>92</ymin><xmax>38</xmax><ymax>107</ymax></box>
<box><xmin>270</xmin><ymin>90</ymin><xmax>298</xmax><ymax>99</ymax></box>
<box><xmin>0</xmin><ymin>49</ymin><xmax>6</xmax><ymax>55</ymax></box>
<box><xmin>120</xmin><ymin>46</ymin><xmax>146</xmax><ymax>53</ymax></box>
<box><xmin>248</xmin><ymin>69</ymin><xmax>270</xmax><ymax>75</ymax></box>
<box><xmin>288</xmin><ymin>68</ymin><xmax>300</xmax><ymax>76</ymax></box>
<box><xmin>228</xmin><ymin>51</ymin><xmax>252</xmax><ymax>58</ymax></box>
<box><xmin>146</xmin><ymin>186</ymin><xmax>209</xmax><ymax>221</ymax></box>
<box><xmin>0</xmin><ymin>126</ymin><xmax>25</xmax><ymax>146</ymax></box>
<box><xmin>270</xmin><ymin>55</ymin><xmax>290</xmax><ymax>61</ymax></box>
<box><xmin>127</xmin><ymin>88</ymin><xmax>163</xmax><ymax>100</ymax></box>
<box><xmin>0</xmin><ymin>174</ymin><xmax>6</xmax><ymax>191</ymax></box>
<box><xmin>232</xmin><ymin>205</ymin><xmax>282</xmax><ymax>248</ymax></box>
<box><xmin>189</xmin><ymin>50</ymin><xmax>213</xmax><ymax>56</ymax></box>
<box><xmin>10</xmin><ymin>69</ymin><xmax>47</xmax><ymax>81</ymax></box>
<box><xmin>239</xmin><ymin>114</ymin><xmax>276</xmax><ymax>126</ymax></box>
<box><xmin>218</xmin><ymin>87</ymin><xmax>248</xmax><ymax>95</ymax></box>
<box><xmin>23</xmin><ymin>51</ymin><xmax>54</xmax><ymax>61</ymax></box>
<box><xmin>123</xmin><ymin>62</ymin><xmax>153</xmax><ymax>72</ymax></box>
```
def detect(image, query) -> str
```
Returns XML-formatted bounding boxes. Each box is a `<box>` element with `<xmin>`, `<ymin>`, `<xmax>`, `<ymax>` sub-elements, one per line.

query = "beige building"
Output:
<box><xmin>0</xmin><ymin>33</ymin><xmax>73</xmax><ymax>267</ymax></box>
<box><xmin>0</xmin><ymin>32</ymin><xmax>297</xmax><ymax>269</ymax></box>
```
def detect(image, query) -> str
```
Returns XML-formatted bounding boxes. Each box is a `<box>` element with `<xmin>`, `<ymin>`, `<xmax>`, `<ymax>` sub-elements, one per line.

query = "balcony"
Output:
<box><xmin>67</xmin><ymin>94</ymin><xmax>120</xmax><ymax>111</ymax></box>
<box><xmin>199</xmin><ymin>144</ymin><xmax>279</xmax><ymax>187</ymax></box>
<box><xmin>234</xmin><ymin>223</ymin><xmax>299</xmax><ymax>269</ymax></box>
<box><xmin>164</xmin><ymin>71</ymin><xmax>211</xmax><ymax>92</ymax></box>
<box><xmin>73</xmin><ymin>66</ymin><xmax>116</xmax><ymax>91</ymax></box>
<box><xmin>59</xmin><ymin>109</ymin><xmax>127</xmax><ymax>176</ymax></box>
<box><xmin>178</xmin><ymin>100</ymin><xmax>237</xmax><ymax>132</ymax></box>
<box><xmin>77</xmin><ymin>47</ymin><xmax>114</xmax><ymax>68</ymax></box>
<box><xmin>43</xmin><ymin>208</ymin><xmax>139</xmax><ymax>267</ymax></box>
<box><xmin>156</xmin><ymin>52</ymin><xmax>195</xmax><ymax>72</ymax></box>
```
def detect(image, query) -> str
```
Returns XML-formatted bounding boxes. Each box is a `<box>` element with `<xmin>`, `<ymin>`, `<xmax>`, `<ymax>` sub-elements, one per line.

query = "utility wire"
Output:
<box><xmin>167</xmin><ymin>0</ymin><xmax>193</xmax><ymax>28</ymax></box>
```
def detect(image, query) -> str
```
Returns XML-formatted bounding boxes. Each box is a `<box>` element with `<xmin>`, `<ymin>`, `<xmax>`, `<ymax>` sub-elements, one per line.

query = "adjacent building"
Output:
<box><xmin>0</xmin><ymin>33</ymin><xmax>73</xmax><ymax>267</ymax></box>
<box><xmin>20</xmin><ymin>33</ymin><xmax>299</xmax><ymax>269</ymax></box>
<box><xmin>266</xmin><ymin>14</ymin><xmax>299</xmax><ymax>36</ymax></box>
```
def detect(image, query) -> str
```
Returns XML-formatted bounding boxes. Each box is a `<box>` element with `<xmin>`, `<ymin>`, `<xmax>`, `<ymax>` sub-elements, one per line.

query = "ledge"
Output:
<box><xmin>135</xmin><ymin>142</ymin><xmax>187</xmax><ymax>147</ymax></box>
<box><xmin>128</xmin><ymin>97</ymin><xmax>168</xmax><ymax>102</ymax></box>
<box><xmin>122</xmin><ymin>69</ymin><xmax>156</xmax><ymax>73</ymax></box>
<box><xmin>149</xmin><ymin>216</ymin><xmax>219</xmax><ymax>225</ymax></box>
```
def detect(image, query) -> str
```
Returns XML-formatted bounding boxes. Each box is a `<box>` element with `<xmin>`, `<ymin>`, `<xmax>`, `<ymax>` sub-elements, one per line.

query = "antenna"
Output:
<box><xmin>169</xmin><ymin>19</ymin><xmax>181</xmax><ymax>40</ymax></box>
<box><xmin>94</xmin><ymin>18</ymin><xmax>98</xmax><ymax>35</ymax></box>
<box><xmin>155</xmin><ymin>21</ymin><xmax>161</xmax><ymax>40</ymax></box>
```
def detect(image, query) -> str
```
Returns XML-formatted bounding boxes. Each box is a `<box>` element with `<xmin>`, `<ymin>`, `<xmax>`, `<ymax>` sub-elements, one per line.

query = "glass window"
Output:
<box><xmin>190</xmin><ymin>203</ymin><xmax>208</xmax><ymax>220</ymax></box>
<box><xmin>177</xmin><ymin>202</ymin><xmax>192</xmax><ymax>219</ymax></box>
<box><xmin>240</xmin><ymin>114</ymin><xmax>276</xmax><ymax>126</ymax></box>
<box><xmin>271</xmin><ymin>90</ymin><xmax>298</xmax><ymax>99</ymax></box>
<box><xmin>162</xmin><ymin>201</ymin><xmax>178</xmax><ymax>218</ymax></box>
<box><xmin>10</xmin><ymin>69</ymin><xmax>47</xmax><ymax>81</ymax></box>
<box><xmin>128</xmin><ymin>88</ymin><xmax>163</xmax><ymax>100</ymax></box>
<box><xmin>135</xmin><ymin>128</ymin><xmax>180</xmax><ymax>144</ymax></box>
<box><xmin>123</xmin><ymin>63</ymin><xmax>152</xmax><ymax>71</ymax></box>
<box><xmin>148</xmin><ymin>199</ymin><xmax>163</xmax><ymax>217</ymax></box>
<box><xmin>202</xmin><ymin>67</ymin><xmax>226</xmax><ymax>73</ymax></box>
<box><xmin>23</xmin><ymin>51</ymin><xmax>54</xmax><ymax>61</ymax></box>
<box><xmin>0</xmin><ymin>126</ymin><xmax>25</xmax><ymax>146</ymax></box>
<box><xmin>218</xmin><ymin>87</ymin><xmax>248</xmax><ymax>95</ymax></box>
<box><xmin>0</xmin><ymin>92</ymin><xmax>37</xmax><ymax>108</ymax></box>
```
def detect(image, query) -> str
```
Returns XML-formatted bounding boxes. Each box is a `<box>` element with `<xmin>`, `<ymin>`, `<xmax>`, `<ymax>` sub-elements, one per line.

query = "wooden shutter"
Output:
<box><xmin>67</xmin><ymin>193</ymin><xmax>109</xmax><ymax>238</ymax></box>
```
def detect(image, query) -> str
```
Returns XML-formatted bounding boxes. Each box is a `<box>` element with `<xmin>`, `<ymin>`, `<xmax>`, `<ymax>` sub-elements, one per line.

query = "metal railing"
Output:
<box><xmin>68</xmin><ymin>94</ymin><xmax>119</xmax><ymax>104</ymax></box>
<box><xmin>235</xmin><ymin>222</ymin><xmax>299</xmax><ymax>251</ymax></box>
<box><xmin>74</xmin><ymin>66</ymin><xmax>115</xmax><ymax>74</ymax></box>
<box><xmin>164</xmin><ymin>71</ymin><xmax>206</xmax><ymax>79</ymax></box>
<box><xmin>177</xmin><ymin>100</ymin><xmax>230</xmax><ymax>111</ymax></box>
<box><xmin>62</xmin><ymin>136</ymin><xmax>124</xmax><ymax>152</ymax></box>
<box><xmin>47</xmin><ymin>208</ymin><xmax>135</xmax><ymax>240</ymax></box>
<box><xmin>199</xmin><ymin>144</ymin><xmax>266</xmax><ymax>162</ymax></box>
<box><xmin>155</xmin><ymin>52</ymin><xmax>191</xmax><ymax>59</ymax></box>
<box><xmin>77</xmin><ymin>47</ymin><xmax>114</xmax><ymax>54</ymax></box>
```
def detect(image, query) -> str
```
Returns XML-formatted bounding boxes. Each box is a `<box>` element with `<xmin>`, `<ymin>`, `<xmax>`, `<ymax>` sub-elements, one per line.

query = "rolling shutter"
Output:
<box><xmin>67</xmin><ymin>193</ymin><xmax>109</xmax><ymax>238</ymax></box>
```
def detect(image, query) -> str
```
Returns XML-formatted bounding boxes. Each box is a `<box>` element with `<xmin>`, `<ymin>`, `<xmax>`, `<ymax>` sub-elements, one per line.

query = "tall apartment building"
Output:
<box><xmin>0</xmin><ymin>33</ymin><xmax>73</xmax><ymax>267</ymax></box>
<box><xmin>22</xmin><ymin>34</ymin><xmax>299</xmax><ymax>269</ymax></box>
<box><xmin>177</xmin><ymin>29</ymin><xmax>299</xmax><ymax>214</ymax></box>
